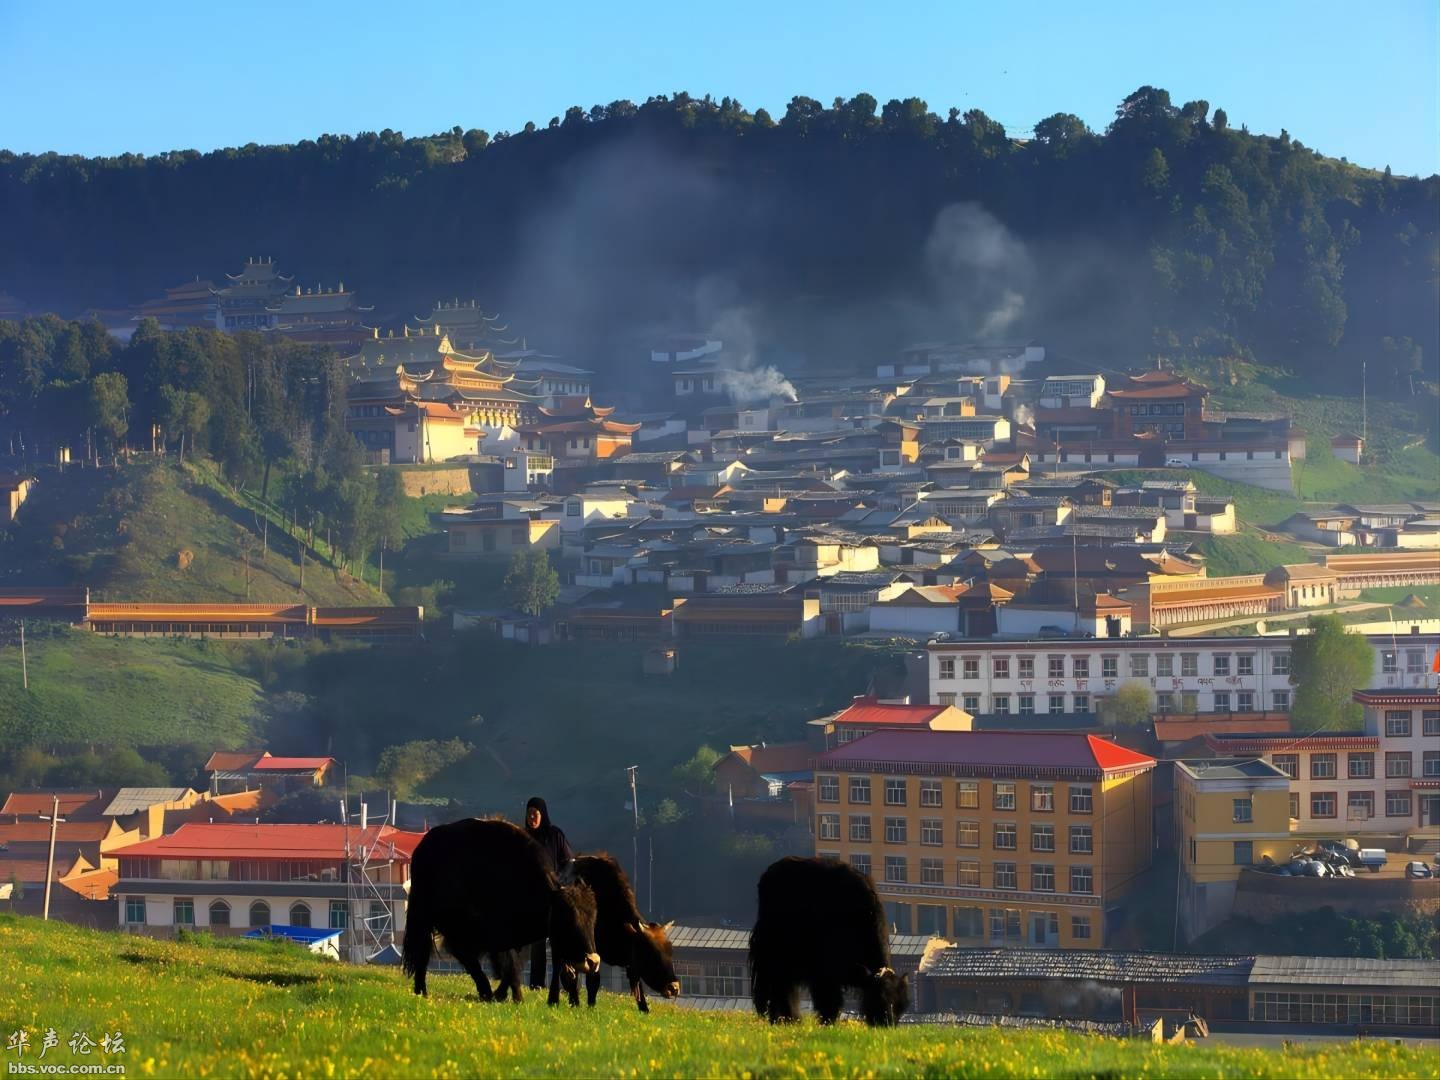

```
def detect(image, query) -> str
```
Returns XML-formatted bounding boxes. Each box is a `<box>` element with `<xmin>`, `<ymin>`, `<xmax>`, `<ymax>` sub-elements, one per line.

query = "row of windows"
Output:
<box><xmin>124</xmin><ymin>896</ymin><xmax>376</xmax><ymax>930</ymax></box>
<box><xmin>1380</xmin><ymin>651</ymin><xmax>1434</xmax><ymax>675</ymax></box>
<box><xmin>830</xmin><ymin>853</ymin><xmax>1096</xmax><ymax>893</ymax></box>
<box><xmin>1252</xmin><ymin>991</ymin><xmax>1437</xmax><ymax>1027</ymax></box>
<box><xmin>883</xmin><ymin>902</ymin><xmax>1093</xmax><ymax>942</ymax></box>
<box><xmin>1298</xmin><ymin>790</ymin><xmax>1416</xmax><ymax>819</ymax></box>
<box><xmin>1271</xmin><ymin>750</ymin><xmax>1439</xmax><ymax>780</ymax></box>
<box><xmin>1381</xmin><ymin>709</ymin><xmax>1440</xmax><ymax>737</ymax></box>
<box><xmin>817</xmin><ymin>776</ymin><xmax>1093</xmax><ymax>813</ymax></box>
<box><xmin>937</xmin><ymin>651</ymin><xmax>1290</xmax><ymax>681</ymax></box>
<box><xmin>820</xmin><ymin>814</ymin><xmax>1095</xmax><ymax>853</ymax></box>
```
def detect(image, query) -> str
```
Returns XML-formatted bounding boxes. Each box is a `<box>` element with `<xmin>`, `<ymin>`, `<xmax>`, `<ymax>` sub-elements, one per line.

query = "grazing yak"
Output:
<box><xmin>749</xmin><ymin>856</ymin><xmax>910</xmax><ymax>1026</ymax></box>
<box><xmin>552</xmin><ymin>853</ymin><xmax>681</xmax><ymax>1011</ymax></box>
<box><xmin>401</xmin><ymin>818</ymin><xmax>600</xmax><ymax>1002</ymax></box>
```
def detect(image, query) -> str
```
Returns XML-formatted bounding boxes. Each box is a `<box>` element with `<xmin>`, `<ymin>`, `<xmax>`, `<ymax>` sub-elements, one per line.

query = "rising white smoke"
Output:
<box><xmin>923</xmin><ymin>202</ymin><xmax>1035</xmax><ymax>342</ymax></box>
<box><xmin>703</xmin><ymin>296</ymin><xmax>797</xmax><ymax>404</ymax></box>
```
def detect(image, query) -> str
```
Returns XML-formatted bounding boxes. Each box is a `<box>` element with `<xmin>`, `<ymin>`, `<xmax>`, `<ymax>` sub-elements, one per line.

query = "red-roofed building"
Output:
<box><xmin>813</xmin><ymin>729</ymin><xmax>1155</xmax><ymax>948</ymax></box>
<box><xmin>712</xmin><ymin>742</ymin><xmax>817</xmax><ymax>832</ymax></box>
<box><xmin>206</xmin><ymin>751</ymin><xmax>336</xmax><ymax>794</ymax></box>
<box><xmin>1</xmin><ymin>789</ymin><xmax>116</xmax><ymax>821</ymax></box>
<box><xmin>112</xmin><ymin>822</ymin><xmax>424</xmax><ymax>957</ymax></box>
<box><xmin>809</xmin><ymin>696</ymin><xmax>974</xmax><ymax>750</ymax></box>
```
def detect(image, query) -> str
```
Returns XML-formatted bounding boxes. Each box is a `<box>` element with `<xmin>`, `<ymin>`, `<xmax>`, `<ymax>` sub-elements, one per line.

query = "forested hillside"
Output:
<box><xmin>3</xmin><ymin>88</ymin><xmax>1436</xmax><ymax>387</ymax></box>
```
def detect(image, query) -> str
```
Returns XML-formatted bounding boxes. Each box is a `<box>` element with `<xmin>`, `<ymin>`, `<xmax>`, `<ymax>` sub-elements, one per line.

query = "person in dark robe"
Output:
<box><xmin>524</xmin><ymin>796</ymin><xmax>574</xmax><ymax>989</ymax></box>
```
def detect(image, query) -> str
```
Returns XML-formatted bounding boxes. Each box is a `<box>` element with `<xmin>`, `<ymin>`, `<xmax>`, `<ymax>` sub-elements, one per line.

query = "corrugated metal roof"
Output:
<box><xmin>1248</xmin><ymin>956</ymin><xmax>1440</xmax><ymax>989</ymax></box>
<box><xmin>921</xmin><ymin>948</ymin><xmax>1254</xmax><ymax>985</ymax></box>
<box><xmin>102</xmin><ymin>788</ymin><xmax>193</xmax><ymax>816</ymax></box>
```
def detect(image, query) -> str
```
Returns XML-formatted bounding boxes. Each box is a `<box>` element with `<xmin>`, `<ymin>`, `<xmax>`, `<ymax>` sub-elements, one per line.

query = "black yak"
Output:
<box><xmin>553</xmin><ymin>853</ymin><xmax>680</xmax><ymax>1011</ymax></box>
<box><xmin>401</xmin><ymin>818</ymin><xmax>600</xmax><ymax>1002</ymax></box>
<box><xmin>749</xmin><ymin>856</ymin><xmax>910</xmax><ymax>1026</ymax></box>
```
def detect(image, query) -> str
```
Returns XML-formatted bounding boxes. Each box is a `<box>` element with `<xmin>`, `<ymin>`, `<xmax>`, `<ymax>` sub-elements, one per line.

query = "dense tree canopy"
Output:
<box><xmin>0</xmin><ymin>88</ymin><xmax>1434</xmax><ymax>387</ymax></box>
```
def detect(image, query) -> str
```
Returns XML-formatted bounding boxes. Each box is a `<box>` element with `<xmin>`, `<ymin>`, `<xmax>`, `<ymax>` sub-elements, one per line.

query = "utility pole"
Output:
<box><xmin>626</xmin><ymin>765</ymin><xmax>639</xmax><ymax>894</ymax></box>
<box><xmin>1361</xmin><ymin>358</ymin><xmax>1368</xmax><ymax>448</ymax></box>
<box><xmin>41</xmin><ymin>796</ymin><xmax>66</xmax><ymax>921</ymax></box>
<box><xmin>20</xmin><ymin>618</ymin><xmax>28</xmax><ymax>691</ymax></box>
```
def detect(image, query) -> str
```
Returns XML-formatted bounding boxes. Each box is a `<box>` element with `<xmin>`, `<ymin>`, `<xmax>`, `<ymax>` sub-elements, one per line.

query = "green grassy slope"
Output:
<box><xmin>2</xmin><ymin>915</ymin><xmax>1425</xmax><ymax>1078</ymax></box>
<box><xmin>0</xmin><ymin>460</ymin><xmax>380</xmax><ymax>606</ymax></box>
<box><xmin>0</xmin><ymin>628</ymin><xmax>261</xmax><ymax>752</ymax></box>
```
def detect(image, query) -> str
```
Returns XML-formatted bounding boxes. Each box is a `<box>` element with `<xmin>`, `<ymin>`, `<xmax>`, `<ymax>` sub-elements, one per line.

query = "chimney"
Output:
<box><xmin>360</xmin><ymin>802</ymin><xmax>368</xmax><ymax>831</ymax></box>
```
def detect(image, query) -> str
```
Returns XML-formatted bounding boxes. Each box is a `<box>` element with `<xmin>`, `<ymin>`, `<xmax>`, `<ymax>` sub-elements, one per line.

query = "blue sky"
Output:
<box><xmin>2</xmin><ymin>1</ymin><xmax>1436</xmax><ymax>176</ymax></box>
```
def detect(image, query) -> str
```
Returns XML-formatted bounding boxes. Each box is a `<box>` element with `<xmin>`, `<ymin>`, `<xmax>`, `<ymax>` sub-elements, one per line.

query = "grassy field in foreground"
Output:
<box><xmin>1</xmin><ymin>915</ymin><xmax>1428</xmax><ymax>1079</ymax></box>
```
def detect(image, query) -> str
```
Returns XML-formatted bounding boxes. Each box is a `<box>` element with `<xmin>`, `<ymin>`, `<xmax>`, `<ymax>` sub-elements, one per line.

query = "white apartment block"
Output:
<box><xmin>927</xmin><ymin>633</ymin><xmax>1438</xmax><ymax>719</ymax></box>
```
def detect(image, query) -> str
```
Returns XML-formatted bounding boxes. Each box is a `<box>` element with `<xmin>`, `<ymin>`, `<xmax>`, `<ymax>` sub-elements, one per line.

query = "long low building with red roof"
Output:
<box><xmin>812</xmin><ymin>729</ymin><xmax>1155</xmax><ymax>950</ymax></box>
<box><xmin>808</xmin><ymin>695</ymin><xmax>974</xmax><ymax>750</ymax></box>
<box><xmin>112</xmin><ymin>822</ymin><xmax>424</xmax><ymax>957</ymax></box>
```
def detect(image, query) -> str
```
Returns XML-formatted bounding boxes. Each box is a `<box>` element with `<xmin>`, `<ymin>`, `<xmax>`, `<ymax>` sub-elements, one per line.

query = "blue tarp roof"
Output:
<box><xmin>243</xmin><ymin>924</ymin><xmax>342</xmax><ymax>945</ymax></box>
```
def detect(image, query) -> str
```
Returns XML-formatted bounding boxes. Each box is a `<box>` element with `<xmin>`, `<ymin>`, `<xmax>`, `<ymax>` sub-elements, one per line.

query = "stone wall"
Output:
<box><xmin>391</xmin><ymin>466</ymin><xmax>477</xmax><ymax>498</ymax></box>
<box><xmin>1232</xmin><ymin>868</ymin><xmax>1440</xmax><ymax>921</ymax></box>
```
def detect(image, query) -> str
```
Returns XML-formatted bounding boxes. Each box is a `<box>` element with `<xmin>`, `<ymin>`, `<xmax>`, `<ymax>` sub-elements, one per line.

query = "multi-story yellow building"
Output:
<box><xmin>1174</xmin><ymin>758</ymin><xmax>1292</xmax><ymax>940</ymax></box>
<box><xmin>814</xmin><ymin>730</ymin><xmax>1155</xmax><ymax>949</ymax></box>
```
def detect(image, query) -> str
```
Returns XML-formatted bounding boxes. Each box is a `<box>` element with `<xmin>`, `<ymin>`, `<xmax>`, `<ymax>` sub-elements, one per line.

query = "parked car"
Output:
<box><xmin>1165</xmin><ymin>458</ymin><xmax>1189</xmax><ymax>468</ymax></box>
<box><xmin>1036</xmin><ymin>625</ymin><xmax>1068</xmax><ymax>639</ymax></box>
<box><xmin>1406</xmin><ymin>861</ymin><xmax>1433</xmax><ymax>880</ymax></box>
<box><xmin>1357</xmin><ymin>848</ymin><xmax>1388</xmax><ymax>873</ymax></box>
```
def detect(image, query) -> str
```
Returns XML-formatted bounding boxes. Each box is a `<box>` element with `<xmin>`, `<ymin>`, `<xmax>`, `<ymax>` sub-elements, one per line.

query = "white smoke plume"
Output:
<box><xmin>702</xmin><ymin>295</ymin><xmax>797</xmax><ymax>404</ymax></box>
<box><xmin>1012</xmin><ymin>403</ymin><xmax>1035</xmax><ymax>428</ymax></box>
<box><xmin>922</xmin><ymin>202</ymin><xmax>1035</xmax><ymax>342</ymax></box>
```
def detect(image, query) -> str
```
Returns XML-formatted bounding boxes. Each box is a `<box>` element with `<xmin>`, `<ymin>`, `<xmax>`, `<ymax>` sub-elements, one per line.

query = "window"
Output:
<box><xmin>1273</xmin><ymin>754</ymin><xmax>1299</xmax><ymax>780</ymax></box>
<box><xmin>956</xmin><ymin>781</ymin><xmax>979</xmax><ymax>809</ymax></box>
<box><xmin>566</xmin><ymin>500</ymin><xmax>582</xmax><ymax>517</ymax></box>
<box><xmin>1018</xmin><ymin>656</ymin><xmax>1035</xmax><ymax>679</ymax></box>
<box><xmin>1213</xmin><ymin>691</ymin><xmax>1231</xmax><ymax>712</ymax></box>
<box><xmin>850</xmin><ymin>854</ymin><xmax>871</xmax><ymax>878</ymax></box>
<box><xmin>1156</xmin><ymin>692</ymin><xmax>1174</xmax><ymax>713</ymax></box>
<box><xmin>883</xmin><ymin>856</ymin><xmax>908</xmax><ymax>883</ymax></box>
<box><xmin>1032</xmin><ymin>864</ymin><xmax>1056</xmax><ymax>892</ymax></box>
<box><xmin>936</xmin><ymin>692</ymin><xmax>957</xmax><ymax>707</ymax></box>
<box><xmin>1406</xmin><ymin>648</ymin><xmax>1426</xmax><ymax>674</ymax></box>
<box><xmin>920</xmin><ymin>779</ymin><xmax>942</xmax><ymax>807</ymax></box>
<box><xmin>1385</xmin><ymin>711</ymin><xmax>1412</xmax><ymax>738</ymax></box>
<box><xmin>1155</xmin><ymin>654</ymin><xmax>1173</xmax><ymax>678</ymax></box>
<box><xmin>1234</xmin><ymin>841</ymin><xmax>1253</xmax><ymax>866</ymax></box>
<box><xmin>885</xmin><ymin>778</ymin><xmax>908</xmax><ymax>806</ymax></box>
<box><xmin>1129</xmin><ymin>654</ymin><xmax>1149</xmax><ymax>677</ymax></box>
<box><xmin>938</xmin><ymin>657</ymin><xmax>955</xmax><ymax>680</ymax></box>
<box><xmin>1031</xmin><ymin>824</ymin><xmax>1055</xmax><ymax>852</ymax></box>
<box><xmin>1348</xmin><ymin>791</ymin><xmax>1374</xmax><ymax>821</ymax></box>
<box><xmin>1074</xmin><ymin>694</ymin><xmax>1091</xmax><ymax>714</ymax></box>
<box><xmin>956</xmin><ymin>859</ymin><xmax>981</xmax><ymax>887</ymax></box>
<box><xmin>1382</xmin><ymin>651</ymin><xmax>1398</xmax><ymax>674</ymax></box>
<box><xmin>1311</xmin><ymin>792</ymin><xmax>1337</xmax><ymax>819</ymax></box>
<box><xmin>1018</xmin><ymin>694</ymin><xmax>1035</xmax><ymax>715</ymax></box>
<box><xmin>173</xmin><ymin>898</ymin><xmax>195</xmax><ymax>927</ymax></box>
<box><xmin>1237</xmin><ymin>654</ymin><xmax>1254</xmax><ymax>676</ymax></box>
<box><xmin>1272</xmin><ymin>652</ymin><xmax>1290</xmax><ymax>676</ymax></box>
<box><xmin>849</xmin><ymin>777</ymin><xmax>871</xmax><ymax>804</ymax></box>
<box><xmin>818</xmin><ymin>814</ymin><xmax>840</xmax><ymax>841</ymax></box>
<box><xmin>993</xmin><ymin>657</ymin><xmax>1011</xmax><ymax>678</ymax></box>
<box><xmin>249</xmin><ymin>901</ymin><xmax>270</xmax><ymax>927</ymax></box>
<box><xmin>956</xmin><ymin>820</ymin><xmax>980</xmax><ymax>848</ymax></box>
<box><xmin>1181</xmin><ymin>654</ymin><xmax>1198</xmax><ymax>677</ymax></box>
<box><xmin>329</xmin><ymin>901</ymin><xmax>348</xmax><ymax>930</ymax></box>
<box><xmin>125</xmin><ymin>897</ymin><xmax>145</xmax><ymax>924</ymax></box>
<box><xmin>994</xmin><ymin>862</ymin><xmax>1017</xmax><ymax>890</ymax></box>
<box><xmin>815</xmin><ymin>776</ymin><xmax>840</xmax><ymax>805</ymax></box>
<box><xmin>1311</xmin><ymin>754</ymin><xmax>1337</xmax><ymax>780</ymax></box>
<box><xmin>884</xmin><ymin>817</ymin><xmax>908</xmax><ymax>843</ymax></box>
<box><xmin>1232</xmin><ymin>798</ymin><xmax>1253</xmax><ymax>824</ymax></box>
<box><xmin>994</xmin><ymin>782</ymin><xmax>1016</xmax><ymax>810</ymax></box>
<box><xmin>915</xmin><ymin>903</ymin><xmax>946</xmax><ymax>934</ymax></box>
<box><xmin>1069</xmin><ymin>785</ymin><xmax>1093</xmax><ymax>813</ymax></box>
<box><xmin>289</xmin><ymin>902</ymin><xmax>312</xmax><ymax>928</ymax></box>
<box><xmin>993</xmin><ymin>822</ymin><xmax>1018</xmax><ymax>850</ymax></box>
<box><xmin>886</xmin><ymin>902</ymin><xmax>912</xmax><ymax>934</ymax></box>
<box><xmin>1071</xmin><ymin>915</ymin><xmax>1092</xmax><ymax>941</ymax></box>
<box><xmin>1272</xmin><ymin>690</ymin><xmax>1290</xmax><ymax>712</ymax></box>
<box><xmin>1423</xmin><ymin>751</ymin><xmax>1440</xmax><ymax>778</ymax></box>
<box><xmin>1072</xmin><ymin>656</ymin><xmax>1089</xmax><ymax>678</ymax></box>
<box><xmin>914</xmin><ymin>818</ymin><xmax>943</xmax><ymax>847</ymax></box>
<box><xmin>1030</xmin><ymin>783</ymin><xmax>1054</xmax><ymax>812</ymax></box>
<box><xmin>1386</xmin><ymin>790</ymin><xmax>1412</xmax><ymax>817</ymax></box>
<box><xmin>1048</xmin><ymin>694</ymin><xmax>1065</xmax><ymax>715</ymax></box>
<box><xmin>1070</xmin><ymin>825</ymin><xmax>1093</xmax><ymax>854</ymax></box>
<box><xmin>1385</xmin><ymin>753</ymin><xmax>1412</xmax><ymax>779</ymax></box>
<box><xmin>993</xmin><ymin>695</ymin><xmax>1011</xmax><ymax>715</ymax></box>
<box><xmin>209</xmin><ymin>900</ymin><xmax>231</xmax><ymax>927</ymax></box>
<box><xmin>963</xmin><ymin>658</ymin><xmax>980</xmax><ymax>680</ymax></box>
<box><xmin>1048</xmin><ymin>656</ymin><xmax>1065</xmax><ymax>679</ymax></box>
<box><xmin>920</xmin><ymin>858</ymin><xmax>945</xmax><ymax>886</ymax></box>
<box><xmin>1070</xmin><ymin>865</ymin><xmax>1093</xmax><ymax>894</ymax></box>
<box><xmin>963</xmin><ymin>694</ymin><xmax>981</xmax><ymax>712</ymax></box>
<box><xmin>1425</xmin><ymin>710</ymin><xmax>1440</xmax><ymax>737</ymax></box>
<box><xmin>1289</xmin><ymin>792</ymin><xmax>1300</xmax><ymax>820</ymax></box>
<box><xmin>1236</xmin><ymin>690</ymin><xmax>1254</xmax><ymax>712</ymax></box>
<box><xmin>849</xmin><ymin>815</ymin><xmax>872</xmax><ymax>842</ymax></box>
<box><xmin>1102</xmin><ymin>657</ymin><xmax>1118</xmax><ymax>679</ymax></box>
<box><xmin>954</xmin><ymin>906</ymin><xmax>984</xmax><ymax>937</ymax></box>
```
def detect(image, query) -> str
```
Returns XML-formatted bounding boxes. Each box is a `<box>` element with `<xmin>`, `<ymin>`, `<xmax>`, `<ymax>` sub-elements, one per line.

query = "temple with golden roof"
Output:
<box><xmin>343</xmin><ymin>326</ymin><xmax>544</xmax><ymax>463</ymax></box>
<box><xmin>210</xmin><ymin>257</ymin><xmax>374</xmax><ymax>346</ymax></box>
<box><xmin>517</xmin><ymin>396</ymin><xmax>641</xmax><ymax>461</ymax></box>
<box><xmin>408</xmin><ymin>299</ymin><xmax>519</xmax><ymax>351</ymax></box>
